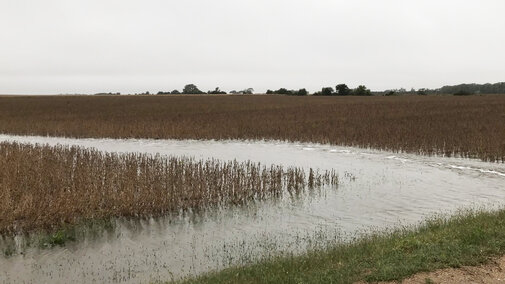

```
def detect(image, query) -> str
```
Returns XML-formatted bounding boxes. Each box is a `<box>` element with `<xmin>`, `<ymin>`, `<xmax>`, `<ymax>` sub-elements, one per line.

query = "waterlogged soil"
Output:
<box><xmin>1</xmin><ymin>135</ymin><xmax>505</xmax><ymax>283</ymax></box>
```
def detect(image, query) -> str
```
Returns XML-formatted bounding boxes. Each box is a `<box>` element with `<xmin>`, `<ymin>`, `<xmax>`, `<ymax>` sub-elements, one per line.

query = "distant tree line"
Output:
<box><xmin>127</xmin><ymin>82</ymin><xmax>505</xmax><ymax>97</ymax></box>
<box><xmin>157</xmin><ymin>83</ymin><xmax>373</xmax><ymax>97</ymax></box>
<box><xmin>157</xmin><ymin>90</ymin><xmax>180</xmax><ymax>95</ymax></box>
<box><xmin>265</xmin><ymin>84</ymin><xmax>371</xmax><ymax>96</ymax></box>
<box><xmin>381</xmin><ymin>88</ymin><xmax>429</xmax><ymax>96</ymax></box>
<box><xmin>439</xmin><ymin>82</ymin><xmax>505</xmax><ymax>95</ymax></box>
<box><xmin>266</xmin><ymin>88</ymin><xmax>308</xmax><ymax>96</ymax></box>
<box><xmin>312</xmin><ymin>84</ymin><xmax>372</xmax><ymax>96</ymax></box>
<box><xmin>230</xmin><ymin>88</ymin><xmax>255</xmax><ymax>95</ymax></box>
<box><xmin>382</xmin><ymin>82</ymin><xmax>505</xmax><ymax>96</ymax></box>
<box><xmin>94</xmin><ymin>92</ymin><xmax>121</xmax><ymax>96</ymax></box>
<box><xmin>158</xmin><ymin>84</ymin><xmax>205</xmax><ymax>95</ymax></box>
<box><xmin>157</xmin><ymin>85</ymin><xmax>255</xmax><ymax>95</ymax></box>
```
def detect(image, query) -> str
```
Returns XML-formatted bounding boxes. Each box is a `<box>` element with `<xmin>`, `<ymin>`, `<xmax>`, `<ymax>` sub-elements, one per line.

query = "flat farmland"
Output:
<box><xmin>1</xmin><ymin>95</ymin><xmax>504</xmax><ymax>161</ymax></box>
<box><xmin>2</xmin><ymin>95</ymin><xmax>505</xmax><ymax>283</ymax></box>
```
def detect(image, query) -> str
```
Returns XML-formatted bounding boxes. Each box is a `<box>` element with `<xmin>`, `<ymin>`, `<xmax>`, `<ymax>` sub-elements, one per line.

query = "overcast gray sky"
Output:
<box><xmin>1</xmin><ymin>0</ymin><xmax>504</xmax><ymax>94</ymax></box>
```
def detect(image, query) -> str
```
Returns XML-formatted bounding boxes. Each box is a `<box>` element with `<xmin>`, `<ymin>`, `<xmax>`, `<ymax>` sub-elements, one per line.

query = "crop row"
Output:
<box><xmin>0</xmin><ymin>95</ymin><xmax>504</xmax><ymax>161</ymax></box>
<box><xmin>0</xmin><ymin>142</ymin><xmax>337</xmax><ymax>234</ymax></box>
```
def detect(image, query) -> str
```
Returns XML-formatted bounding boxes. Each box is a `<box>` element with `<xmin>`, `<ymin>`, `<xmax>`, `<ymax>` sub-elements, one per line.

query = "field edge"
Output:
<box><xmin>172</xmin><ymin>208</ymin><xmax>505</xmax><ymax>284</ymax></box>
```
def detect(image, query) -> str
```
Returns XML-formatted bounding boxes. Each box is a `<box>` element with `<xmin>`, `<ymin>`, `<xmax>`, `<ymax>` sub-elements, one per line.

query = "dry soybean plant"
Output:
<box><xmin>0</xmin><ymin>95</ymin><xmax>504</xmax><ymax>162</ymax></box>
<box><xmin>0</xmin><ymin>142</ymin><xmax>338</xmax><ymax>235</ymax></box>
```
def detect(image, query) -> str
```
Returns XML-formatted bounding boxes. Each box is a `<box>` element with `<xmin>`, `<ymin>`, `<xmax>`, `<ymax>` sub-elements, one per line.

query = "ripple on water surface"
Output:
<box><xmin>1</xmin><ymin>134</ymin><xmax>505</xmax><ymax>283</ymax></box>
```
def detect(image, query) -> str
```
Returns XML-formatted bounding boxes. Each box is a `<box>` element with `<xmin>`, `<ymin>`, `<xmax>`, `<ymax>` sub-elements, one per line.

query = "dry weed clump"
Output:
<box><xmin>0</xmin><ymin>142</ymin><xmax>338</xmax><ymax>234</ymax></box>
<box><xmin>0</xmin><ymin>95</ymin><xmax>503</xmax><ymax>161</ymax></box>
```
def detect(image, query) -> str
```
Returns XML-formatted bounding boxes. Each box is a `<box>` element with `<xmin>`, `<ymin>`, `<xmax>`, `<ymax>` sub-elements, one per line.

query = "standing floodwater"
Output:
<box><xmin>1</xmin><ymin>135</ymin><xmax>505</xmax><ymax>283</ymax></box>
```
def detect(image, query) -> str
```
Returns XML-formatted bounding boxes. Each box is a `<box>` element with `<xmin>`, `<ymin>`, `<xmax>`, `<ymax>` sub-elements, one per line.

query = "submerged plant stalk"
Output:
<box><xmin>0</xmin><ymin>142</ymin><xmax>338</xmax><ymax>235</ymax></box>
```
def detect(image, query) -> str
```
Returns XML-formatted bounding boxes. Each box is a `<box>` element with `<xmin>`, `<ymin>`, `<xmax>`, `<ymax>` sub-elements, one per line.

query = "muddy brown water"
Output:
<box><xmin>1</xmin><ymin>134</ymin><xmax>505</xmax><ymax>284</ymax></box>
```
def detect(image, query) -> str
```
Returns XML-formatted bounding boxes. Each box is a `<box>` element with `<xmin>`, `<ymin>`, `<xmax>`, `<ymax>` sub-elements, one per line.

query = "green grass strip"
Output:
<box><xmin>175</xmin><ymin>209</ymin><xmax>505</xmax><ymax>284</ymax></box>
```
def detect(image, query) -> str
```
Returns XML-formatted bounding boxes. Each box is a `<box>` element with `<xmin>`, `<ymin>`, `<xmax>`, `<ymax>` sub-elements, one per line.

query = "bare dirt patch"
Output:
<box><xmin>377</xmin><ymin>256</ymin><xmax>505</xmax><ymax>284</ymax></box>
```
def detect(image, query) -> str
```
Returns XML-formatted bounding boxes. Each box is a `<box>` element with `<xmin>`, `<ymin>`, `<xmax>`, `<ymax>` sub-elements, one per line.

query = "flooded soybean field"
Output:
<box><xmin>1</xmin><ymin>134</ymin><xmax>505</xmax><ymax>283</ymax></box>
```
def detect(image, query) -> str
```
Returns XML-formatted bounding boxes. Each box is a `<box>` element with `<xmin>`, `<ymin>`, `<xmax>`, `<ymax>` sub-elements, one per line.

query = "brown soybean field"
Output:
<box><xmin>0</xmin><ymin>142</ymin><xmax>336</xmax><ymax>235</ymax></box>
<box><xmin>0</xmin><ymin>94</ymin><xmax>504</xmax><ymax>161</ymax></box>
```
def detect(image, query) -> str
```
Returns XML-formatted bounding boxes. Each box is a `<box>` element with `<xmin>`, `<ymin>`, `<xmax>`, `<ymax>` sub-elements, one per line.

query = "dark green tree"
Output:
<box><xmin>182</xmin><ymin>84</ymin><xmax>204</xmax><ymax>94</ymax></box>
<box><xmin>295</xmin><ymin>88</ymin><xmax>308</xmax><ymax>96</ymax></box>
<box><xmin>208</xmin><ymin>87</ymin><xmax>227</xmax><ymax>95</ymax></box>
<box><xmin>321</xmin><ymin>87</ymin><xmax>334</xmax><ymax>96</ymax></box>
<box><xmin>276</xmin><ymin>88</ymin><xmax>291</xmax><ymax>95</ymax></box>
<box><xmin>353</xmin><ymin>85</ymin><xmax>371</xmax><ymax>96</ymax></box>
<box><xmin>240</xmin><ymin>88</ymin><xmax>254</xmax><ymax>95</ymax></box>
<box><xmin>335</xmin><ymin>84</ymin><xmax>351</xmax><ymax>96</ymax></box>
